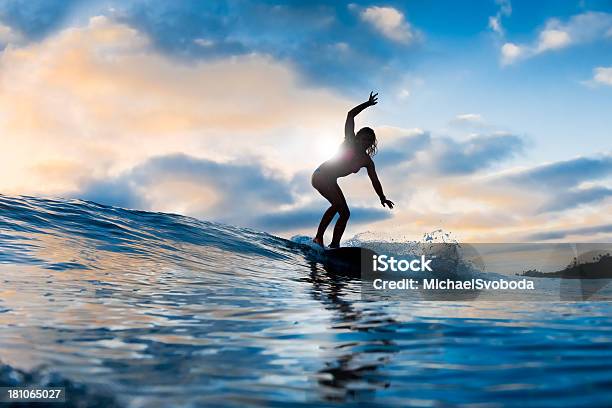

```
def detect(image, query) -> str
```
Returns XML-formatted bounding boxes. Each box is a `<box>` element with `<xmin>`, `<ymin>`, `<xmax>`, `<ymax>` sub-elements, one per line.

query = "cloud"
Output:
<box><xmin>0</xmin><ymin>1</ymin><xmax>421</xmax><ymax>90</ymax></box>
<box><xmin>0</xmin><ymin>15</ymin><xmax>349</xmax><ymax>198</ymax></box>
<box><xmin>500</xmin><ymin>12</ymin><xmax>612</xmax><ymax>64</ymax></box>
<box><xmin>593</xmin><ymin>66</ymin><xmax>612</xmax><ymax>86</ymax></box>
<box><xmin>488</xmin><ymin>0</ymin><xmax>512</xmax><ymax>36</ymax></box>
<box><xmin>496</xmin><ymin>0</ymin><xmax>512</xmax><ymax>16</ymax></box>
<box><xmin>0</xmin><ymin>22</ymin><xmax>23</xmax><ymax>45</ymax></box>
<box><xmin>76</xmin><ymin>153</ymin><xmax>296</xmax><ymax>227</ymax></box>
<box><xmin>376</xmin><ymin>128</ymin><xmax>431</xmax><ymax>167</ymax></box>
<box><xmin>193</xmin><ymin>38</ymin><xmax>214</xmax><ymax>47</ymax></box>
<box><xmin>398</xmin><ymin>88</ymin><xmax>411</xmax><ymax>99</ymax></box>
<box><xmin>536</xmin><ymin>29</ymin><xmax>571</xmax><ymax>52</ymax></box>
<box><xmin>450</xmin><ymin>113</ymin><xmax>485</xmax><ymax>126</ymax></box>
<box><xmin>501</xmin><ymin>42</ymin><xmax>523</xmax><ymax>64</ymax></box>
<box><xmin>359</xmin><ymin>6</ymin><xmax>414</xmax><ymax>44</ymax></box>
<box><xmin>431</xmin><ymin>134</ymin><xmax>523</xmax><ymax>175</ymax></box>
<box><xmin>367</xmin><ymin>149</ymin><xmax>612</xmax><ymax>242</ymax></box>
<box><xmin>113</xmin><ymin>1</ymin><xmax>249</xmax><ymax>59</ymax></box>
<box><xmin>0</xmin><ymin>0</ymin><xmax>82</xmax><ymax>40</ymax></box>
<box><xmin>540</xmin><ymin>186</ymin><xmax>612</xmax><ymax>212</ymax></box>
<box><xmin>114</xmin><ymin>1</ymin><xmax>416</xmax><ymax>90</ymax></box>
<box><xmin>527</xmin><ymin>223</ymin><xmax>612</xmax><ymax>241</ymax></box>
<box><xmin>252</xmin><ymin>204</ymin><xmax>391</xmax><ymax>232</ymax></box>
<box><xmin>503</xmin><ymin>155</ymin><xmax>612</xmax><ymax>188</ymax></box>
<box><xmin>489</xmin><ymin>16</ymin><xmax>503</xmax><ymax>35</ymax></box>
<box><xmin>375</xmin><ymin>128</ymin><xmax>522</xmax><ymax>175</ymax></box>
<box><xmin>76</xmin><ymin>153</ymin><xmax>392</xmax><ymax>233</ymax></box>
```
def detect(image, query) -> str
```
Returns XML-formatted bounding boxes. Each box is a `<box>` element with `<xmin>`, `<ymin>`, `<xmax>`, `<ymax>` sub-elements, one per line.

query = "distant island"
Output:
<box><xmin>518</xmin><ymin>253</ymin><xmax>611</xmax><ymax>279</ymax></box>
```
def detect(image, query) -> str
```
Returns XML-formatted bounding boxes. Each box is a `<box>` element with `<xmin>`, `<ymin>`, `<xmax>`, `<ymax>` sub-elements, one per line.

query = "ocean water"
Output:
<box><xmin>1</xmin><ymin>194</ymin><xmax>611</xmax><ymax>407</ymax></box>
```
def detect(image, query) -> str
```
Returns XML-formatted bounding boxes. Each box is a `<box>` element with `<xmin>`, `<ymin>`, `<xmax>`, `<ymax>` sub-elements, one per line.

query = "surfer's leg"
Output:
<box><xmin>314</xmin><ymin>184</ymin><xmax>339</xmax><ymax>246</ymax></box>
<box><xmin>314</xmin><ymin>206</ymin><xmax>337</xmax><ymax>245</ymax></box>
<box><xmin>330</xmin><ymin>186</ymin><xmax>349</xmax><ymax>248</ymax></box>
<box><xmin>312</xmin><ymin>175</ymin><xmax>344</xmax><ymax>246</ymax></box>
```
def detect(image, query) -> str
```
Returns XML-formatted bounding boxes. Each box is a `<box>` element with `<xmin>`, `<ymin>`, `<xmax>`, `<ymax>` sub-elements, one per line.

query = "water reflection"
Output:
<box><xmin>305</xmin><ymin>261</ymin><xmax>396</xmax><ymax>402</ymax></box>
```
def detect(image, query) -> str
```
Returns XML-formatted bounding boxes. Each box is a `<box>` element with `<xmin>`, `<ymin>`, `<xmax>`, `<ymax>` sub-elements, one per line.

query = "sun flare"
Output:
<box><xmin>316</xmin><ymin>137</ymin><xmax>340</xmax><ymax>161</ymax></box>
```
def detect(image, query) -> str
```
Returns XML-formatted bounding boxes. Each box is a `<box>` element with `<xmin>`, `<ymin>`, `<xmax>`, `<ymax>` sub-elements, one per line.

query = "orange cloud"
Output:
<box><xmin>0</xmin><ymin>16</ymin><xmax>348</xmax><ymax>196</ymax></box>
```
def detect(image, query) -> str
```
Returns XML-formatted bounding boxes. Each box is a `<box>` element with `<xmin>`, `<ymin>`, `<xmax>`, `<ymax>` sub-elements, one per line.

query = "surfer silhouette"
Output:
<box><xmin>312</xmin><ymin>92</ymin><xmax>394</xmax><ymax>248</ymax></box>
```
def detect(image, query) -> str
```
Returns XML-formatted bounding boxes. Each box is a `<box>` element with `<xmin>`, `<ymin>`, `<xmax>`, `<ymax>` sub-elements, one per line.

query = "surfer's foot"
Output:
<box><xmin>328</xmin><ymin>242</ymin><xmax>340</xmax><ymax>249</ymax></box>
<box><xmin>313</xmin><ymin>236</ymin><xmax>324</xmax><ymax>247</ymax></box>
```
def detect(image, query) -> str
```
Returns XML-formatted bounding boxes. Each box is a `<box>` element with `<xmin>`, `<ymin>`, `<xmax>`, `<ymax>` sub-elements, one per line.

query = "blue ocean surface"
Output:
<box><xmin>1</xmin><ymin>195</ymin><xmax>611</xmax><ymax>407</ymax></box>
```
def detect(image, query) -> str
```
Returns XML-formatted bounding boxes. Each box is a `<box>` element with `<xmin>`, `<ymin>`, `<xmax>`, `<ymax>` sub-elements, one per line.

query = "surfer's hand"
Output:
<box><xmin>381</xmin><ymin>198</ymin><xmax>394</xmax><ymax>209</ymax></box>
<box><xmin>367</xmin><ymin>91</ymin><xmax>378</xmax><ymax>106</ymax></box>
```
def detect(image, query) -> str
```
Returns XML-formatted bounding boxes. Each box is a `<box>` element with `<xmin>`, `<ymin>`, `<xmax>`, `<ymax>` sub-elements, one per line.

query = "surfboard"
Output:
<box><xmin>323</xmin><ymin>246</ymin><xmax>377</xmax><ymax>277</ymax></box>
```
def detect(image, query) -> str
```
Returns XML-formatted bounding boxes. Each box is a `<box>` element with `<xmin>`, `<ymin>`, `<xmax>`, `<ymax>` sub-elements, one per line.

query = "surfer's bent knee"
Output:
<box><xmin>338</xmin><ymin>206</ymin><xmax>350</xmax><ymax>219</ymax></box>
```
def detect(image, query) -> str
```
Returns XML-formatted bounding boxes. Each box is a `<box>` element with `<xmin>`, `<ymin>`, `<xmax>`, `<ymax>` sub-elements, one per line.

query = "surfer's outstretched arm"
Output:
<box><xmin>367</xmin><ymin>161</ymin><xmax>394</xmax><ymax>209</ymax></box>
<box><xmin>345</xmin><ymin>91</ymin><xmax>378</xmax><ymax>140</ymax></box>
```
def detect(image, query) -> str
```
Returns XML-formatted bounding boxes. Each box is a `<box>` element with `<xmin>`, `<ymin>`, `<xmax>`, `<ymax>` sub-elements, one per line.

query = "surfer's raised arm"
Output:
<box><xmin>345</xmin><ymin>91</ymin><xmax>378</xmax><ymax>140</ymax></box>
<box><xmin>367</xmin><ymin>160</ymin><xmax>394</xmax><ymax>209</ymax></box>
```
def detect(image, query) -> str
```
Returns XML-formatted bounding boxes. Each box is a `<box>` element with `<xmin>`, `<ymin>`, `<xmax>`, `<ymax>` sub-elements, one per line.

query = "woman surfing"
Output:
<box><xmin>312</xmin><ymin>92</ymin><xmax>394</xmax><ymax>248</ymax></box>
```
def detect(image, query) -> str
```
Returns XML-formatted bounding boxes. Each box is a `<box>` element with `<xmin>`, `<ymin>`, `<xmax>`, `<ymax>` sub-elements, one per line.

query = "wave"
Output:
<box><xmin>0</xmin><ymin>194</ymin><xmax>475</xmax><ymax>277</ymax></box>
<box><xmin>0</xmin><ymin>194</ymin><xmax>303</xmax><ymax>271</ymax></box>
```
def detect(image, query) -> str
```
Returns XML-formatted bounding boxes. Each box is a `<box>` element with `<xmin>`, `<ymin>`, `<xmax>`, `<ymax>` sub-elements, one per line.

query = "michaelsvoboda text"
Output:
<box><xmin>372</xmin><ymin>278</ymin><xmax>535</xmax><ymax>290</ymax></box>
<box><xmin>370</xmin><ymin>254</ymin><xmax>535</xmax><ymax>291</ymax></box>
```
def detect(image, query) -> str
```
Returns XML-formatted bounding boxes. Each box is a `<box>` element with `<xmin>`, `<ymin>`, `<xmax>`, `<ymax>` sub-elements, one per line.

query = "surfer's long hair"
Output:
<box><xmin>356</xmin><ymin>127</ymin><xmax>377</xmax><ymax>157</ymax></box>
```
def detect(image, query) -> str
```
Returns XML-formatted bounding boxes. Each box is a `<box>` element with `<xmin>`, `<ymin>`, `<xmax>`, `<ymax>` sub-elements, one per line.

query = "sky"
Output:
<box><xmin>0</xmin><ymin>0</ymin><xmax>611</xmax><ymax>242</ymax></box>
